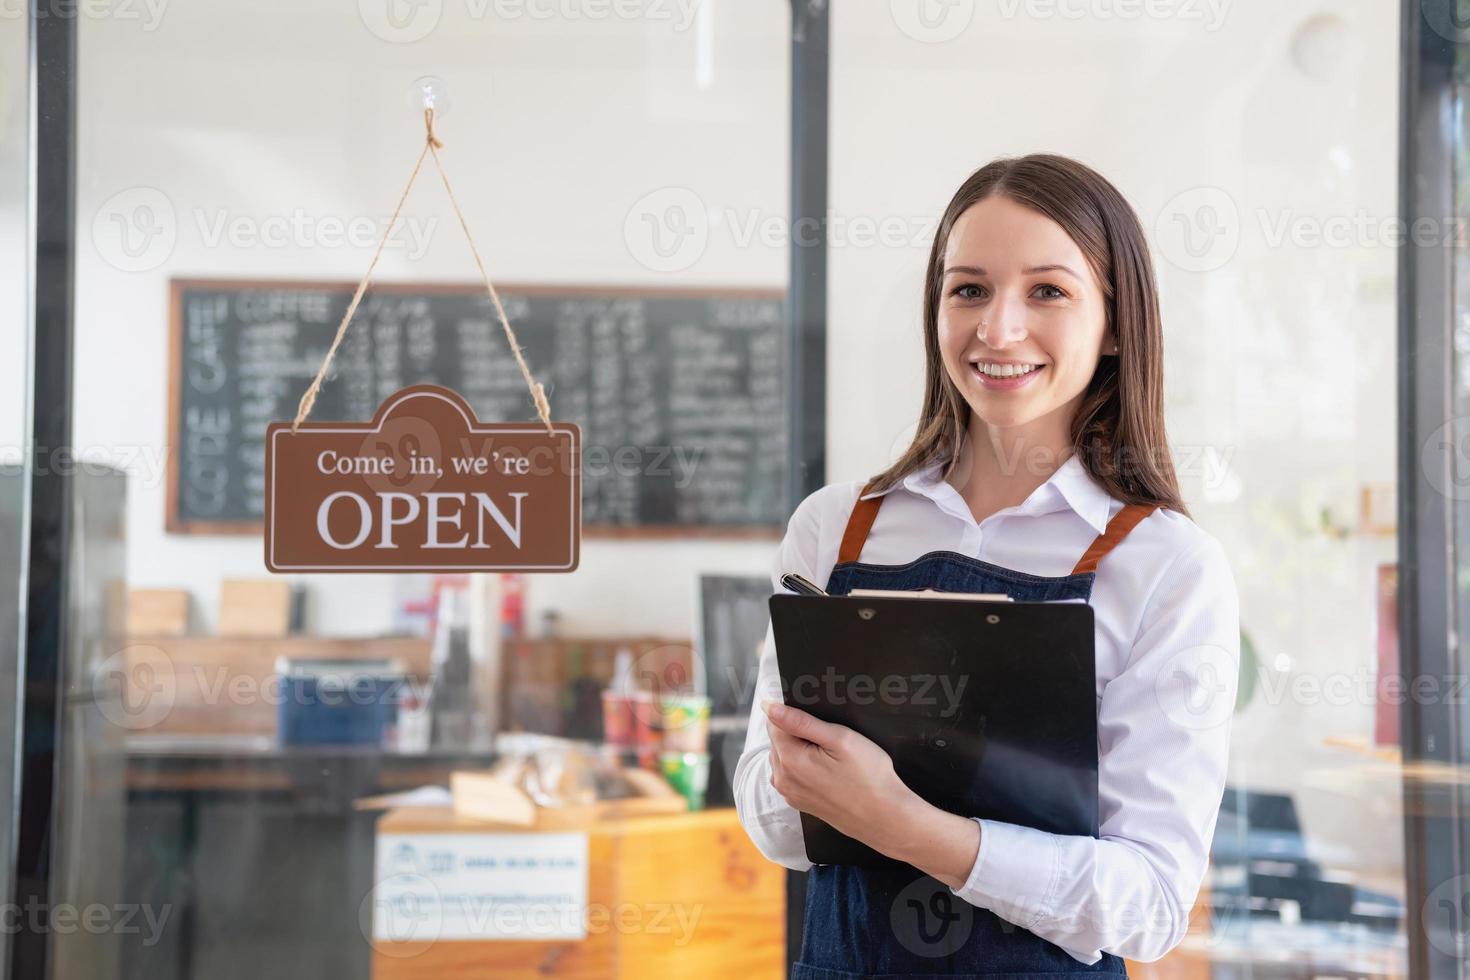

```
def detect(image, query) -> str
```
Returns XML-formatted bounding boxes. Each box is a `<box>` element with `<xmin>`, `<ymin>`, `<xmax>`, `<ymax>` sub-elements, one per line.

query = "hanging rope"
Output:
<box><xmin>293</xmin><ymin>108</ymin><xmax>553</xmax><ymax>434</ymax></box>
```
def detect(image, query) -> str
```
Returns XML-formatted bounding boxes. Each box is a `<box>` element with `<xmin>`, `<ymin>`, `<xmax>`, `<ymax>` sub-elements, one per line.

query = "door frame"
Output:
<box><xmin>12</xmin><ymin>1</ymin><xmax>78</xmax><ymax>978</ymax></box>
<box><xmin>1398</xmin><ymin>3</ymin><xmax>1470</xmax><ymax>978</ymax></box>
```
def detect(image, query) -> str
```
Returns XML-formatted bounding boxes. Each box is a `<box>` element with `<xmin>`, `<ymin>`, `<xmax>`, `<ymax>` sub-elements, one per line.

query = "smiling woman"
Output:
<box><xmin>737</xmin><ymin>154</ymin><xmax>1236</xmax><ymax>978</ymax></box>
<box><xmin>870</xmin><ymin>155</ymin><xmax>1184</xmax><ymax>516</ymax></box>
<box><xmin>940</xmin><ymin>197</ymin><xmax>1114</xmax><ymax>425</ymax></box>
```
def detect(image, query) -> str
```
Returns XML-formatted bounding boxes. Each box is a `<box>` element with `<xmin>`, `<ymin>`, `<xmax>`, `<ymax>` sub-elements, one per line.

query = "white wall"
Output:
<box><xmin>75</xmin><ymin>0</ymin><xmax>790</xmax><ymax>637</ymax></box>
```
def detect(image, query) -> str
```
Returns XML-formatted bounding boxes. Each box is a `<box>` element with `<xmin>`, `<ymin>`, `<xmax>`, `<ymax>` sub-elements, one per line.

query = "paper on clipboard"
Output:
<box><xmin>845</xmin><ymin>589</ymin><xmax>1012</xmax><ymax>601</ymax></box>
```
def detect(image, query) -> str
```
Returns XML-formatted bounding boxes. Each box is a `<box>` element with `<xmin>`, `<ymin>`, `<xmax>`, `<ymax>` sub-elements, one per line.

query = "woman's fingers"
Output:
<box><xmin>767</xmin><ymin>718</ymin><xmax>801</xmax><ymax>756</ymax></box>
<box><xmin>764</xmin><ymin>701</ymin><xmax>848</xmax><ymax>751</ymax></box>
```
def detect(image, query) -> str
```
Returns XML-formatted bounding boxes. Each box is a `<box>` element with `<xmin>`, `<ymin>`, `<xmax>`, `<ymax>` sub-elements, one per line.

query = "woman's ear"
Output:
<box><xmin>1102</xmin><ymin>332</ymin><xmax>1119</xmax><ymax>356</ymax></box>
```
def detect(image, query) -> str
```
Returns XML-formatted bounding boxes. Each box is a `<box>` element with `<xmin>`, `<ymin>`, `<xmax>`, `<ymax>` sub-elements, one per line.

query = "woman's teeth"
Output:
<box><xmin>975</xmin><ymin>362</ymin><xmax>1041</xmax><ymax>378</ymax></box>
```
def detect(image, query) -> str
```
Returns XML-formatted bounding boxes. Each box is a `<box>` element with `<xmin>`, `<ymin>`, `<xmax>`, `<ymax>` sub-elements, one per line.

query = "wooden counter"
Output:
<box><xmin>119</xmin><ymin>634</ymin><xmax>432</xmax><ymax>736</ymax></box>
<box><xmin>371</xmin><ymin>806</ymin><xmax>784</xmax><ymax>980</ymax></box>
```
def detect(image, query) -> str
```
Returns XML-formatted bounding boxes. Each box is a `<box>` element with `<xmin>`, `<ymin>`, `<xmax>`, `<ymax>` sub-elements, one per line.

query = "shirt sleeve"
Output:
<box><xmin>950</xmin><ymin>533</ymin><xmax>1240</xmax><ymax>965</ymax></box>
<box><xmin>732</xmin><ymin>485</ymin><xmax>846</xmax><ymax>871</ymax></box>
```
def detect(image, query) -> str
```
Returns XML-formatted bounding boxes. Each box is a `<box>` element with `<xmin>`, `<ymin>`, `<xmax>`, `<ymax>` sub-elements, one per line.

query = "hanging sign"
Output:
<box><xmin>264</xmin><ymin>385</ymin><xmax>579</xmax><ymax>573</ymax></box>
<box><xmin>262</xmin><ymin>105</ymin><xmax>580</xmax><ymax>573</ymax></box>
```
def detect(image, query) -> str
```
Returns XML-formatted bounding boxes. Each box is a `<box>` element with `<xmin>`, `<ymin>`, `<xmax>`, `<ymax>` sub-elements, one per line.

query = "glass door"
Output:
<box><xmin>14</xmin><ymin>2</ymin><xmax>1470</xmax><ymax>979</ymax></box>
<box><xmin>43</xmin><ymin>2</ymin><xmax>797</xmax><ymax>979</ymax></box>
<box><xmin>825</xmin><ymin>3</ymin><xmax>1414</xmax><ymax>978</ymax></box>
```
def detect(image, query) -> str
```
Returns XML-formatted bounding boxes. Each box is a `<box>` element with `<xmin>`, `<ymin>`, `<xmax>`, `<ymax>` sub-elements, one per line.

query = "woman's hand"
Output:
<box><xmin>763</xmin><ymin>700</ymin><xmax>920</xmax><ymax>858</ymax></box>
<box><xmin>764</xmin><ymin>700</ymin><xmax>982</xmax><ymax>888</ymax></box>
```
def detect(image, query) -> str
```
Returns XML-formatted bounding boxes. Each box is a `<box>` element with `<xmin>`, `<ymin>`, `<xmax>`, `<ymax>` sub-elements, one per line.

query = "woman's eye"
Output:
<box><xmin>1034</xmin><ymin>284</ymin><xmax>1066</xmax><ymax>300</ymax></box>
<box><xmin>952</xmin><ymin>284</ymin><xmax>985</xmax><ymax>300</ymax></box>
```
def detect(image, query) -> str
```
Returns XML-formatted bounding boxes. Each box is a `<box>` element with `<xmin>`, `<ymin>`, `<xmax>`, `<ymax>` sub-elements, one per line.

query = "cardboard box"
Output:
<box><xmin>450</xmin><ymin>767</ymin><xmax>686</xmax><ymax>830</ymax></box>
<box><xmin>127</xmin><ymin>588</ymin><xmax>190</xmax><ymax>636</ymax></box>
<box><xmin>371</xmin><ymin>806</ymin><xmax>784</xmax><ymax>979</ymax></box>
<box><xmin>217</xmin><ymin>579</ymin><xmax>292</xmax><ymax>637</ymax></box>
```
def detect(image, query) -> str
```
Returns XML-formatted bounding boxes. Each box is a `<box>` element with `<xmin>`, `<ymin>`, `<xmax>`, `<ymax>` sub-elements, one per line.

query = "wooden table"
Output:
<box><xmin>371</xmin><ymin>806</ymin><xmax>785</xmax><ymax>979</ymax></box>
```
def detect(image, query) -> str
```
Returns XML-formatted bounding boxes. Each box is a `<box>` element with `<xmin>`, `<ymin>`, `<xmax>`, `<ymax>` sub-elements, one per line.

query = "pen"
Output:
<box><xmin>780</xmin><ymin>572</ymin><xmax>828</xmax><ymax>596</ymax></box>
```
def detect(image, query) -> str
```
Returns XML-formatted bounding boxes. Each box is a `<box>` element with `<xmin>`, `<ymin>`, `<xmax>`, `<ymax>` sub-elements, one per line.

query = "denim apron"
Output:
<box><xmin>792</xmin><ymin>482</ymin><xmax>1156</xmax><ymax>980</ymax></box>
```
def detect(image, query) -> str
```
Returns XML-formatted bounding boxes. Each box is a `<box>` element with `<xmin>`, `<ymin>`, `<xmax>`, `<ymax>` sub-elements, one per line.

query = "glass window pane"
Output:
<box><xmin>828</xmin><ymin>5</ymin><xmax>1405</xmax><ymax>977</ymax></box>
<box><xmin>68</xmin><ymin>3</ymin><xmax>791</xmax><ymax>978</ymax></box>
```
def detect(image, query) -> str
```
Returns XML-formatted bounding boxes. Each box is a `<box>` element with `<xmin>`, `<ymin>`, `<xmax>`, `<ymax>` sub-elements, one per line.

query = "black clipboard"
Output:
<box><xmin>768</xmin><ymin>593</ymin><xmax>1100</xmax><ymax>869</ymax></box>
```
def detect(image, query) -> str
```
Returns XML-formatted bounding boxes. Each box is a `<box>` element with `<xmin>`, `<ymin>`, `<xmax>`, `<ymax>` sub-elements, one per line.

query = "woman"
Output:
<box><xmin>734</xmin><ymin>154</ymin><xmax>1239</xmax><ymax>978</ymax></box>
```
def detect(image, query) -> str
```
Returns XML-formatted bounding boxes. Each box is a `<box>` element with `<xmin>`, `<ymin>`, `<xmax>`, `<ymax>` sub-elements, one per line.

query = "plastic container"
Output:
<box><xmin>658</xmin><ymin>695</ymin><xmax>711</xmax><ymax>754</ymax></box>
<box><xmin>659</xmin><ymin>751</ymin><xmax>710</xmax><ymax>810</ymax></box>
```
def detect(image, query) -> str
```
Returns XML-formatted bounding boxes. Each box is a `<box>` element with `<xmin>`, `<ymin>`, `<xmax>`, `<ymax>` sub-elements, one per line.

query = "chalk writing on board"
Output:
<box><xmin>168</xmin><ymin>280</ymin><xmax>786</xmax><ymax>534</ymax></box>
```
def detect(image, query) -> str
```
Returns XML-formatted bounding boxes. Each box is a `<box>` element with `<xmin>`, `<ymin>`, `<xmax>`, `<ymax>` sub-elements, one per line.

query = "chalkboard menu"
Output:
<box><xmin>167</xmin><ymin>279</ymin><xmax>787</xmax><ymax>535</ymax></box>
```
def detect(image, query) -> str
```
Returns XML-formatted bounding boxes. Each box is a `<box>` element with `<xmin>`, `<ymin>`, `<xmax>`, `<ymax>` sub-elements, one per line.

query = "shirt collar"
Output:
<box><xmin>861</xmin><ymin>453</ymin><xmax>1113</xmax><ymax>534</ymax></box>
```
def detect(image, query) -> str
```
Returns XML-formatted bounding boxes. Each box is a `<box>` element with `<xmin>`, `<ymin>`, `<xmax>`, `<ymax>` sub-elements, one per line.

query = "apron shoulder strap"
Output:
<box><xmin>1070</xmin><ymin>503</ymin><xmax>1157</xmax><ymax>575</ymax></box>
<box><xmin>836</xmin><ymin>483</ymin><xmax>885</xmax><ymax>565</ymax></box>
<box><xmin>836</xmin><ymin>481</ymin><xmax>1158</xmax><ymax>574</ymax></box>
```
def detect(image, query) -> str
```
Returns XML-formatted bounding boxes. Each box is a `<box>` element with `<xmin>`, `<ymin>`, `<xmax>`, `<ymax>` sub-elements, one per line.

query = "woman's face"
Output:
<box><xmin>937</xmin><ymin>194</ymin><xmax>1114</xmax><ymax>441</ymax></box>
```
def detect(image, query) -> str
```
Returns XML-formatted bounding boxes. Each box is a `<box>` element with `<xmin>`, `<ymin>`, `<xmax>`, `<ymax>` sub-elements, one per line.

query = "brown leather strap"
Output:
<box><xmin>1071</xmin><ymin>503</ymin><xmax>1157</xmax><ymax>575</ymax></box>
<box><xmin>836</xmin><ymin>484</ymin><xmax>885</xmax><ymax>564</ymax></box>
<box><xmin>838</xmin><ymin>485</ymin><xmax>1156</xmax><ymax>574</ymax></box>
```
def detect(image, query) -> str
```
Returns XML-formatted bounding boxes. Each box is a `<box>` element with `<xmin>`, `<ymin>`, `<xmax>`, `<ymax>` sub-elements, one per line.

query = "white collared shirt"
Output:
<box><xmin>733</xmin><ymin>454</ymin><xmax>1240</xmax><ymax>965</ymax></box>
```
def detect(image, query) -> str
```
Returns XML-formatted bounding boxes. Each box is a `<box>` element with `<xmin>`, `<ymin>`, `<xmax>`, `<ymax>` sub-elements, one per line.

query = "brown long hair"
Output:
<box><xmin>865</xmin><ymin>153</ymin><xmax>1188</xmax><ymax>516</ymax></box>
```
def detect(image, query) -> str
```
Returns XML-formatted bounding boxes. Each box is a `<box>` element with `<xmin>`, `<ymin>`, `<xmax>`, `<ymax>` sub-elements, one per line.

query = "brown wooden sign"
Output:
<box><xmin>263</xmin><ymin>385</ymin><xmax>580</xmax><ymax>573</ymax></box>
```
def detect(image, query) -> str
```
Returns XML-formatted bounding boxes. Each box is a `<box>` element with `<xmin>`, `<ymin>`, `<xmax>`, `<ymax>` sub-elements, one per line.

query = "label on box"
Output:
<box><xmin>371</xmin><ymin>832</ymin><xmax>590</xmax><ymax>942</ymax></box>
